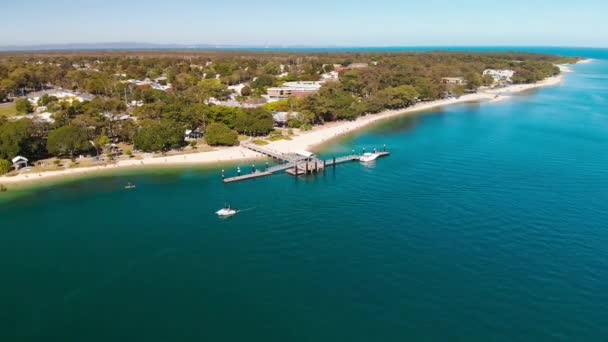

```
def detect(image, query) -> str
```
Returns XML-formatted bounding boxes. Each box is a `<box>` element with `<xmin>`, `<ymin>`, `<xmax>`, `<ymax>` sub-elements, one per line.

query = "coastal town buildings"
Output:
<box><xmin>483</xmin><ymin>69</ymin><xmax>515</xmax><ymax>82</ymax></box>
<box><xmin>123</xmin><ymin>78</ymin><xmax>173</xmax><ymax>92</ymax></box>
<box><xmin>28</xmin><ymin>90</ymin><xmax>95</xmax><ymax>105</ymax></box>
<box><xmin>333</xmin><ymin>63</ymin><xmax>370</xmax><ymax>72</ymax></box>
<box><xmin>102</xmin><ymin>112</ymin><xmax>132</xmax><ymax>121</ymax></box>
<box><xmin>321</xmin><ymin>70</ymin><xmax>340</xmax><ymax>81</ymax></box>
<box><xmin>266</xmin><ymin>81</ymin><xmax>325</xmax><ymax>99</ymax></box>
<box><xmin>441</xmin><ymin>77</ymin><xmax>466</xmax><ymax>85</ymax></box>
<box><xmin>208</xmin><ymin>98</ymin><xmax>264</xmax><ymax>108</ymax></box>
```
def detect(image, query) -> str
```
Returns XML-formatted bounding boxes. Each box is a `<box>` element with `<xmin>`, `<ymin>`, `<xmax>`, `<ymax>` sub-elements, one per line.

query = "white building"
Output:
<box><xmin>266</xmin><ymin>81</ymin><xmax>325</xmax><ymax>99</ymax></box>
<box><xmin>12</xmin><ymin>156</ymin><xmax>28</xmax><ymax>170</ymax></box>
<box><xmin>483</xmin><ymin>69</ymin><xmax>515</xmax><ymax>82</ymax></box>
<box><xmin>102</xmin><ymin>112</ymin><xmax>132</xmax><ymax>121</ymax></box>
<box><xmin>321</xmin><ymin>71</ymin><xmax>339</xmax><ymax>81</ymax></box>
<box><xmin>441</xmin><ymin>77</ymin><xmax>466</xmax><ymax>85</ymax></box>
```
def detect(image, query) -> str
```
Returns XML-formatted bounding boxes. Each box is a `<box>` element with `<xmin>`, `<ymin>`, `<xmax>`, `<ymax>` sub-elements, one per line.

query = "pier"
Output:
<box><xmin>222</xmin><ymin>143</ymin><xmax>389</xmax><ymax>183</ymax></box>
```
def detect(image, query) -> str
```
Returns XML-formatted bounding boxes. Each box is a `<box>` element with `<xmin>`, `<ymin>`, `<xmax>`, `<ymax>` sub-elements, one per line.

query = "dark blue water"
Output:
<box><xmin>1</xmin><ymin>48</ymin><xmax>608</xmax><ymax>341</ymax></box>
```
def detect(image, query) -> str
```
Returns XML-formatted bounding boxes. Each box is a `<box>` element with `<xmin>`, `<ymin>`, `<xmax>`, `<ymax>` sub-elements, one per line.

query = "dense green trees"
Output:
<box><xmin>302</xmin><ymin>83</ymin><xmax>359</xmax><ymax>121</ymax></box>
<box><xmin>511</xmin><ymin>62</ymin><xmax>560</xmax><ymax>84</ymax></box>
<box><xmin>47</xmin><ymin>126</ymin><xmax>91</xmax><ymax>157</ymax></box>
<box><xmin>0</xmin><ymin>119</ymin><xmax>42</xmax><ymax>159</ymax></box>
<box><xmin>370</xmin><ymin>85</ymin><xmax>419</xmax><ymax>110</ymax></box>
<box><xmin>133</xmin><ymin>121</ymin><xmax>185</xmax><ymax>152</ymax></box>
<box><xmin>0</xmin><ymin>51</ymin><xmax>574</xmax><ymax>165</ymax></box>
<box><xmin>205</xmin><ymin>122</ymin><xmax>238</xmax><ymax>146</ymax></box>
<box><xmin>188</xmin><ymin>79</ymin><xmax>230</xmax><ymax>103</ymax></box>
<box><xmin>465</xmin><ymin>73</ymin><xmax>484</xmax><ymax>90</ymax></box>
<box><xmin>234</xmin><ymin>108</ymin><xmax>274</xmax><ymax>135</ymax></box>
<box><xmin>251</xmin><ymin>75</ymin><xmax>275</xmax><ymax>90</ymax></box>
<box><xmin>206</xmin><ymin>105</ymin><xmax>241</xmax><ymax>128</ymax></box>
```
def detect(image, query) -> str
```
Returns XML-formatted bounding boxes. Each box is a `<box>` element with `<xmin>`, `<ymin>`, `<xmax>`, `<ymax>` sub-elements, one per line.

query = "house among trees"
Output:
<box><xmin>321</xmin><ymin>70</ymin><xmax>340</xmax><ymax>81</ymax></box>
<box><xmin>12</xmin><ymin>156</ymin><xmax>28</xmax><ymax>170</ymax></box>
<box><xmin>441</xmin><ymin>77</ymin><xmax>466</xmax><ymax>85</ymax></box>
<box><xmin>102</xmin><ymin>112</ymin><xmax>132</xmax><ymax>121</ymax></box>
<box><xmin>272</xmin><ymin>112</ymin><xmax>300</xmax><ymax>127</ymax></box>
<box><xmin>28</xmin><ymin>90</ymin><xmax>95</xmax><ymax>105</ymax></box>
<box><xmin>124</xmin><ymin>79</ymin><xmax>173</xmax><ymax>92</ymax></box>
<box><xmin>483</xmin><ymin>69</ymin><xmax>515</xmax><ymax>82</ymax></box>
<box><xmin>185</xmin><ymin>128</ymin><xmax>204</xmax><ymax>140</ymax></box>
<box><xmin>266</xmin><ymin>81</ymin><xmax>324</xmax><ymax>99</ymax></box>
<box><xmin>334</xmin><ymin>63</ymin><xmax>370</xmax><ymax>72</ymax></box>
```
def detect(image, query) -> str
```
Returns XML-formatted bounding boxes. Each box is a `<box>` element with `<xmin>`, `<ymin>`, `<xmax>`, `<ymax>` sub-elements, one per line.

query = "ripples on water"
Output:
<box><xmin>2</xmin><ymin>50</ymin><xmax>608</xmax><ymax>341</ymax></box>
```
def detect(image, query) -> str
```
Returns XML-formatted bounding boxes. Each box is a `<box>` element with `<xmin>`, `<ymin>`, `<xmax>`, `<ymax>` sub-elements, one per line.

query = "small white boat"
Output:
<box><xmin>359</xmin><ymin>152</ymin><xmax>379</xmax><ymax>163</ymax></box>
<box><xmin>216</xmin><ymin>205</ymin><xmax>237</xmax><ymax>217</ymax></box>
<box><xmin>125</xmin><ymin>182</ymin><xmax>136</xmax><ymax>189</ymax></box>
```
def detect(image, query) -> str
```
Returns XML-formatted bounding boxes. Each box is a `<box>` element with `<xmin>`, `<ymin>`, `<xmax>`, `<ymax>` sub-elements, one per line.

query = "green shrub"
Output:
<box><xmin>268</xmin><ymin>135</ymin><xmax>285</xmax><ymax>141</ymax></box>
<box><xmin>15</xmin><ymin>98</ymin><xmax>33</xmax><ymax>114</ymax></box>
<box><xmin>287</xmin><ymin>119</ymin><xmax>302</xmax><ymax>128</ymax></box>
<box><xmin>0</xmin><ymin>158</ymin><xmax>11</xmax><ymax>175</ymax></box>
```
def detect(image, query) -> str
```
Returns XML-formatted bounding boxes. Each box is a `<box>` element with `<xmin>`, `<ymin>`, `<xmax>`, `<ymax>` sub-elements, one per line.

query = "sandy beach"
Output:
<box><xmin>0</xmin><ymin>71</ymin><xmax>567</xmax><ymax>185</ymax></box>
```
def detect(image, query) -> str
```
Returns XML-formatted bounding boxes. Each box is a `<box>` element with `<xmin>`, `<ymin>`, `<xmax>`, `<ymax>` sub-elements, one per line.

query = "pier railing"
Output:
<box><xmin>223</xmin><ymin>143</ymin><xmax>389</xmax><ymax>183</ymax></box>
<box><xmin>242</xmin><ymin>142</ymin><xmax>296</xmax><ymax>162</ymax></box>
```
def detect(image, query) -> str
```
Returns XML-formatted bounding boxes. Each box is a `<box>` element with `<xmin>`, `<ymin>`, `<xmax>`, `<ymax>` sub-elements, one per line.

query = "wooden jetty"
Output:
<box><xmin>223</xmin><ymin>170</ymin><xmax>273</xmax><ymax>183</ymax></box>
<box><xmin>222</xmin><ymin>143</ymin><xmax>389</xmax><ymax>183</ymax></box>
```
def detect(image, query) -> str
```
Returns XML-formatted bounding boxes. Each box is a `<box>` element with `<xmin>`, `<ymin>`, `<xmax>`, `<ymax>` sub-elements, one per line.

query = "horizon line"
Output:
<box><xmin>1</xmin><ymin>42</ymin><xmax>607</xmax><ymax>51</ymax></box>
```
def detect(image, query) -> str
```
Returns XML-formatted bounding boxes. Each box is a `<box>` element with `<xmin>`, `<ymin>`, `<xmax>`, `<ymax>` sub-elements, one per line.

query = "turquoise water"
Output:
<box><xmin>2</xmin><ymin>48</ymin><xmax>608</xmax><ymax>341</ymax></box>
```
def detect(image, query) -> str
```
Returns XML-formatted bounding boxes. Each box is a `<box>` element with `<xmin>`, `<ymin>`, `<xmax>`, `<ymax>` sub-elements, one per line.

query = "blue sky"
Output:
<box><xmin>2</xmin><ymin>0</ymin><xmax>607</xmax><ymax>47</ymax></box>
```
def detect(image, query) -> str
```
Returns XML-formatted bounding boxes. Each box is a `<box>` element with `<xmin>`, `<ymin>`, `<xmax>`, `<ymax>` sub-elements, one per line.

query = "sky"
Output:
<box><xmin>2</xmin><ymin>0</ymin><xmax>607</xmax><ymax>47</ymax></box>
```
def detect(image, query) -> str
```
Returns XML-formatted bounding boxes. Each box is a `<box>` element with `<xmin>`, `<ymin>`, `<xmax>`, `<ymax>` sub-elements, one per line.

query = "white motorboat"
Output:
<box><xmin>125</xmin><ymin>182</ymin><xmax>136</xmax><ymax>189</ymax></box>
<box><xmin>359</xmin><ymin>152</ymin><xmax>379</xmax><ymax>163</ymax></box>
<box><xmin>216</xmin><ymin>205</ymin><xmax>237</xmax><ymax>217</ymax></box>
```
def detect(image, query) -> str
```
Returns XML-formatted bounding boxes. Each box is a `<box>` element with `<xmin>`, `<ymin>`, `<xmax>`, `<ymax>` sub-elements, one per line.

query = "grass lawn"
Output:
<box><xmin>0</xmin><ymin>104</ymin><xmax>17</xmax><ymax>117</ymax></box>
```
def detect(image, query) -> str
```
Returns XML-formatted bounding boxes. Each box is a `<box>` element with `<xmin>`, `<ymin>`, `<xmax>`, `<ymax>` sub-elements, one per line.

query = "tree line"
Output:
<box><xmin>0</xmin><ymin>51</ymin><xmax>577</xmax><ymax>173</ymax></box>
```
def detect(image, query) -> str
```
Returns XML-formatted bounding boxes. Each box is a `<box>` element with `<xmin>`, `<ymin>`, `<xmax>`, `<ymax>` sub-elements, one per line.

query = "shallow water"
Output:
<box><xmin>2</xmin><ymin>48</ymin><xmax>608</xmax><ymax>341</ymax></box>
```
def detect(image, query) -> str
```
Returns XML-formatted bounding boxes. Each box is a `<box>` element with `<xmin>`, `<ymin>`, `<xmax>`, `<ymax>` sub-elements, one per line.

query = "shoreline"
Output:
<box><xmin>0</xmin><ymin>67</ymin><xmax>572</xmax><ymax>187</ymax></box>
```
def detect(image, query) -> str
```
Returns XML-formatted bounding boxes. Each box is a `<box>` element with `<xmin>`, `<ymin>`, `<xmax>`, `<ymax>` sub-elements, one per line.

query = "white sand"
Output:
<box><xmin>0</xmin><ymin>72</ymin><xmax>566</xmax><ymax>185</ymax></box>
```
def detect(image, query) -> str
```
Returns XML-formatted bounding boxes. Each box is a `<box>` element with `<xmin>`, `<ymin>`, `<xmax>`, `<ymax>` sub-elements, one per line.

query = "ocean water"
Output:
<box><xmin>1</xmin><ymin>48</ymin><xmax>608</xmax><ymax>341</ymax></box>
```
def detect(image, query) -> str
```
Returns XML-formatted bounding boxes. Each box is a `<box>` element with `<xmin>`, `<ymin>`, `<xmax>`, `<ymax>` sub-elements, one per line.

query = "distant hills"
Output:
<box><xmin>1</xmin><ymin>43</ymin><xmax>602</xmax><ymax>53</ymax></box>
<box><xmin>0</xmin><ymin>42</ymin><xmax>240</xmax><ymax>52</ymax></box>
<box><xmin>0</xmin><ymin>42</ymin><xmax>341</xmax><ymax>52</ymax></box>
